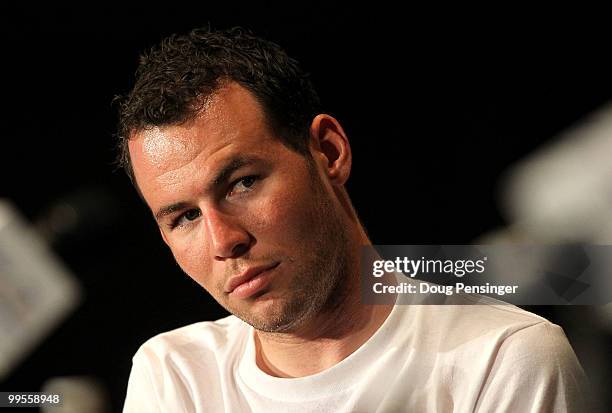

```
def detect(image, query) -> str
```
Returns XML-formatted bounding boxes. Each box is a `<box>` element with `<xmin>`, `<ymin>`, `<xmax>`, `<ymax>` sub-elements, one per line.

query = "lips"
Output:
<box><xmin>224</xmin><ymin>262</ymin><xmax>280</xmax><ymax>295</ymax></box>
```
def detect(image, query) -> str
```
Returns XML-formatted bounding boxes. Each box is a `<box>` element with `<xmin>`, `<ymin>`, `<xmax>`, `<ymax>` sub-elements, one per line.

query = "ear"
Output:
<box><xmin>308</xmin><ymin>114</ymin><xmax>352</xmax><ymax>185</ymax></box>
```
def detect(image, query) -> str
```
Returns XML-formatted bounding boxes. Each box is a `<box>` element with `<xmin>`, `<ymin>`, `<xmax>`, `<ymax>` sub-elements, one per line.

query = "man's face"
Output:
<box><xmin>128</xmin><ymin>83</ymin><xmax>352</xmax><ymax>333</ymax></box>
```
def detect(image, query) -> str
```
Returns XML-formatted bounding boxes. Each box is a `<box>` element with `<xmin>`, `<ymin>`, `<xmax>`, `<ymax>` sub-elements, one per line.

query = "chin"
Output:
<box><xmin>233</xmin><ymin>296</ymin><xmax>311</xmax><ymax>334</ymax></box>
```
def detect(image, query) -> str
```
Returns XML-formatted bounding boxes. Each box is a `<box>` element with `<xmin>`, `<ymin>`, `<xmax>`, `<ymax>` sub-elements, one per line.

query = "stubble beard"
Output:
<box><xmin>237</xmin><ymin>167</ymin><xmax>355</xmax><ymax>334</ymax></box>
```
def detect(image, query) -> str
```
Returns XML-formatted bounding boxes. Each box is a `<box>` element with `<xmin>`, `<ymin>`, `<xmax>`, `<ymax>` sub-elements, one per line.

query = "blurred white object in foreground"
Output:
<box><xmin>41</xmin><ymin>376</ymin><xmax>109</xmax><ymax>413</ymax></box>
<box><xmin>0</xmin><ymin>199</ymin><xmax>81</xmax><ymax>380</ymax></box>
<box><xmin>490</xmin><ymin>102</ymin><xmax>612</xmax><ymax>328</ymax></box>
<box><xmin>501</xmin><ymin>102</ymin><xmax>612</xmax><ymax>242</ymax></box>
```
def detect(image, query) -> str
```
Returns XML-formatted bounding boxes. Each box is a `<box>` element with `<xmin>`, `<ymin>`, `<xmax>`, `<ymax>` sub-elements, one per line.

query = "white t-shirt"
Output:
<box><xmin>123</xmin><ymin>291</ymin><xmax>589</xmax><ymax>412</ymax></box>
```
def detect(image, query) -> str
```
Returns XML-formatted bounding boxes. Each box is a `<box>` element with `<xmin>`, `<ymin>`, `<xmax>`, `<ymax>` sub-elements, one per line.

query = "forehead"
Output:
<box><xmin>130</xmin><ymin>82</ymin><xmax>267</xmax><ymax>171</ymax></box>
<box><xmin>128</xmin><ymin>84</ymin><xmax>287</xmax><ymax>209</ymax></box>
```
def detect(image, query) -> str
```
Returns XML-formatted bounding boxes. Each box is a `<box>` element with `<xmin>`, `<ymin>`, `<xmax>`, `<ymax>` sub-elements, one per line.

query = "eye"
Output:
<box><xmin>228</xmin><ymin>175</ymin><xmax>258</xmax><ymax>197</ymax></box>
<box><xmin>171</xmin><ymin>208</ymin><xmax>201</xmax><ymax>229</ymax></box>
<box><xmin>183</xmin><ymin>209</ymin><xmax>201</xmax><ymax>221</ymax></box>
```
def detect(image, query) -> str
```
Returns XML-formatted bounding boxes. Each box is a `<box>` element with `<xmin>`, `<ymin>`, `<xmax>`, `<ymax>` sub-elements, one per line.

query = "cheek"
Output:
<box><xmin>248</xmin><ymin>185</ymin><xmax>318</xmax><ymax>246</ymax></box>
<box><xmin>168</xmin><ymin>235</ymin><xmax>212</xmax><ymax>288</ymax></box>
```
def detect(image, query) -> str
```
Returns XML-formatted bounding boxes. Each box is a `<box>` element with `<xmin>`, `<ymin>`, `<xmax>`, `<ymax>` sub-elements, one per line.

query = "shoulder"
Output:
<box><xmin>474</xmin><ymin>318</ymin><xmax>590</xmax><ymax>411</ymax></box>
<box><xmin>396</xmin><ymin>296</ymin><xmax>584</xmax><ymax>375</ymax></box>
<box><xmin>435</xmin><ymin>298</ymin><xmax>591</xmax><ymax>411</ymax></box>
<box><xmin>478</xmin><ymin>314</ymin><xmax>581</xmax><ymax>375</ymax></box>
<box><xmin>124</xmin><ymin>316</ymin><xmax>249</xmax><ymax>412</ymax></box>
<box><xmin>133</xmin><ymin>314</ymin><xmax>249</xmax><ymax>364</ymax></box>
<box><xmin>445</xmin><ymin>295</ymin><xmax>579</xmax><ymax>355</ymax></box>
<box><xmin>401</xmin><ymin>292</ymin><xmax>553</xmax><ymax>345</ymax></box>
<box><xmin>393</xmin><ymin>300</ymin><xmax>590</xmax><ymax>410</ymax></box>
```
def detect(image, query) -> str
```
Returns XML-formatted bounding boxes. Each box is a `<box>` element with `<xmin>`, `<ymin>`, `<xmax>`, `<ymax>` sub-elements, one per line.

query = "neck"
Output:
<box><xmin>254</xmin><ymin>230</ymin><xmax>393</xmax><ymax>378</ymax></box>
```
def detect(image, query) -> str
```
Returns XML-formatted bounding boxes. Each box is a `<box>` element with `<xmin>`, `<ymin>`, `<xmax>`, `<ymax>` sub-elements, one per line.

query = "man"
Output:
<box><xmin>119</xmin><ymin>27</ymin><xmax>589</xmax><ymax>412</ymax></box>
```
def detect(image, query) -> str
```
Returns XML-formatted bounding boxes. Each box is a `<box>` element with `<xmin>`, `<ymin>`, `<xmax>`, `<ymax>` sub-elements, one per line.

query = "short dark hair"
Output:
<box><xmin>115</xmin><ymin>26</ymin><xmax>322</xmax><ymax>184</ymax></box>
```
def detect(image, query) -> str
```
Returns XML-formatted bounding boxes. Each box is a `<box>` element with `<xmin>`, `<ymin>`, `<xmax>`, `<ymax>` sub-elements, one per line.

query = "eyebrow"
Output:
<box><xmin>153</xmin><ymin>156</ymin><xmax>260</xmax><ymax>222</ymax></box>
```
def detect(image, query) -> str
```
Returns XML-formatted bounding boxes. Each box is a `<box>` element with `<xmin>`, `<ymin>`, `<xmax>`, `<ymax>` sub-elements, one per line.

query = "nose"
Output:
<box><xmin>202</xmin><ymin>207</ymin><xmax>251</xmax><ymax>260</ymax></box>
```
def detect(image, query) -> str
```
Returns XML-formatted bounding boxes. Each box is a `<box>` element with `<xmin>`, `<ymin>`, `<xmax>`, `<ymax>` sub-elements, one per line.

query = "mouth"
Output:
<box><xmin>225</xmin><ymin>262</ymin><xmax>280</xmax><ymax>299</ymax></box>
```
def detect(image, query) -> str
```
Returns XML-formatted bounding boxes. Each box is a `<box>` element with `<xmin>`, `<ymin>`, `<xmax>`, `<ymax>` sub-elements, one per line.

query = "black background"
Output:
<box><xmin>1</xmin><ymin>4</ymin><xmax>610</xmax><ymax>411</ymax></box>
